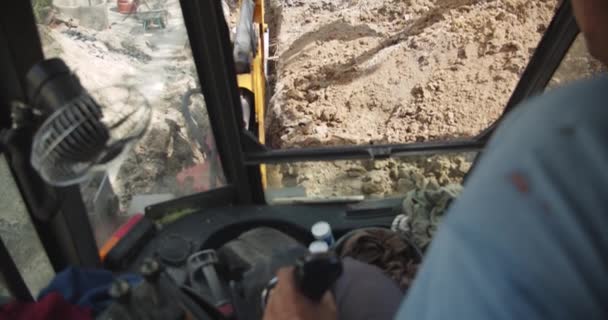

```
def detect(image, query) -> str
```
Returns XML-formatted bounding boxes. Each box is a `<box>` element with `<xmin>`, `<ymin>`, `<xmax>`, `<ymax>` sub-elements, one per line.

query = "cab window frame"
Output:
<box><xmin>182</xmin><ymin>0</ymin><xmax>580</xmax><ymax>165</ymax></box>
<box><xmin>0</xmin><ymin>0</ymin><xmax>584</xmax><ymax>290</ymax></box>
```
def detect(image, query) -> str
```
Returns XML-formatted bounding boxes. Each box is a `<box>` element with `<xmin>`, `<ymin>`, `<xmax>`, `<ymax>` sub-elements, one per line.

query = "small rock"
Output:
<box><xmin>536</xmin><ymin>23</ymin><xmax>547</xmax><ymax>33</ymax></box>
<box><xmin>362</xmin><ymin>180</ymin><xmax>384</xmax><ymax>195</ymax></box>
<box><xmin>305</xmin><ymin>91</ymin><xmax>319</xmax><ymax>103</ymax></box>
<box><xmin>412</xmin><ymin>171</ymin><xmax>427</xmax><ymax>188</ymax></box>
<box><xmin>389</xmin><ymin>167</ymin><xmax>399</xmax><ymax>180</ymax></box>
<box><xmin>314</xmin><ymin>124</ymin><xmax>329</xmax><ymax>136</ymax></box>
<box><xmin>361</xmin><ymin>171</ymin><xmax>386</xmax><ymax>194</ymax></box>
<box><xmin>361</xmin><ymin>160</ymin><xmax>375</xmax><ymax>171</ymax></box>
<box><xmin>427</xmin><ymin>177</ymin><xmax>440</xmax><ymax>190</ymax></box>
<box><xmin>457</xmin><ymin>47</ymin><xmax>467</xmax><ymax>59</ymax></box>
<box><xmin>500</xmin><ymin>42</ymin><xmax>521</xmax><ymax>53</ymax></box>
<box><xmin>346</xmin><ymin>166</ymin><xmax>367</xmax><ymax>178</ymax></box>
<box><xmin>286</xmin><ymin>88</ymin><xmax>304</xmax><ymax>101</ymax></box>
<box><xmin>396</xmin><ymin>178</ymin><xmax>416</xmax><ymax>193</ymax></box>
<box><xmin>373</xmin><ymin>161</ymin><xmax>384</xmax><ymax>170</ymax></box>
<box><xmin>438</xmin><ymin>173</ymin><xmax>451</xmax><ymax>185</ymax></box>
<box><xmin>458</xmin><ymin>161</ymin><xmax>471</xmax><ymax>174</ymax></box>
<box><xmin>411</xmin><ymin>84</ymin><xmax>425</xmax><ymax>99</ymax></box>
<box><xmin>418</xmin><ymin>55</ymin><xmax>429</xmax><ymax>67</ymax></box>
<box><xmin>297</xmin><ymin>175</ymin><xmax>311</xmax><ymax>184</ymax></box>
<box><xmin>398</xmin><ymin>166</ymin><xmax>416</xmax><ymax>179</ymax></box>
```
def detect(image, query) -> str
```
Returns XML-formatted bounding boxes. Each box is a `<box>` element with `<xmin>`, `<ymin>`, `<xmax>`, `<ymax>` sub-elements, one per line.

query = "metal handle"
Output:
<box><xmin>294</xmin><ymin>252</ymin><xmax>343</xmax><ymax>302</ymax></box>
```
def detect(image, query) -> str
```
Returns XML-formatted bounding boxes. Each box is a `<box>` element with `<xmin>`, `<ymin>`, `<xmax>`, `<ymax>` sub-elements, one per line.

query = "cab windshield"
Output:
<box><xmin>29</xmin><ymin>0</ymin><xmax>604</xmax><ymax>246</ymax></box>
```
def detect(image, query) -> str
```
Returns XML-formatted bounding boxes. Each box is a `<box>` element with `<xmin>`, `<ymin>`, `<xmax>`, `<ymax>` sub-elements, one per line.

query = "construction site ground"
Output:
<box><xmin>0</xmin><ymin>0</ymin><xmax>604</xmax><ymax>296</ymax></box>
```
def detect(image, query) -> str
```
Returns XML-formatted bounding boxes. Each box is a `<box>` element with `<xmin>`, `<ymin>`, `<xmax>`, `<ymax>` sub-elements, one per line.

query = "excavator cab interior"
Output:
<box><xmin>0</xmin><ymin>0</ymin><xmax>599</xmax><ymax>319</ymax></box>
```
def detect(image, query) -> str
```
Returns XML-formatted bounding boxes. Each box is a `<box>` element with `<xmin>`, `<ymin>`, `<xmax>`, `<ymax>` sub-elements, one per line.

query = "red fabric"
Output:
<box><xmin>0</xmin><ymin>292</ymin><xmax>92</xmax><ymax>320</ymax></box>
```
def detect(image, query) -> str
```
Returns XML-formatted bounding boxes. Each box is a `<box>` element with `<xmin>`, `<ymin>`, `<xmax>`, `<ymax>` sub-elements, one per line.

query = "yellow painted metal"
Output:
<box><xmin>237</xmin><ymin>74</ymin><xmax>253</xmax><ymax>92</ymax></box>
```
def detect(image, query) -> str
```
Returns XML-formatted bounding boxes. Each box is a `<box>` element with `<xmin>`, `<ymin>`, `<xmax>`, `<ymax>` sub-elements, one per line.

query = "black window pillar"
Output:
<box><xmin>0</xmin><ymin>0</ymin><xmax>100</xmax><ymax>271</ymax></box>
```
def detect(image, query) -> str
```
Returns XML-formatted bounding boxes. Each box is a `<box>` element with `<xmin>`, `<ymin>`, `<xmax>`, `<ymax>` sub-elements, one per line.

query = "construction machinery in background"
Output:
<box><xmin>233</xmin><ymin>0</ymin><xmax>269</xmax><ymax>187</ymax></box>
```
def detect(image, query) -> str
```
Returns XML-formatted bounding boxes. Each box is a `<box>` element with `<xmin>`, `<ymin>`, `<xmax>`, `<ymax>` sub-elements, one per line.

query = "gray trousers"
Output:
<box><xmin>333</xmin><ymin>258</ymin><xmax>403</xmax><ymax>320</ymax></box>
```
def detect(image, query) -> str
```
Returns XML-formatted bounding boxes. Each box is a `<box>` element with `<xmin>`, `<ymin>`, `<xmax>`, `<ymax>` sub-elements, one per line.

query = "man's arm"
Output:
<box><xmin>263</xmin><ymin>267</ymin><xmax>337</xmax><ymax>320</ymax></box>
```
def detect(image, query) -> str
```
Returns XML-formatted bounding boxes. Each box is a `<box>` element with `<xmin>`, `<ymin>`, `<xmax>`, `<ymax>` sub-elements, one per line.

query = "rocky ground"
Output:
<box><xmin>266</xmin><ymin>153</ymin><xmax>475</xmax><ymax>202</ymax></box>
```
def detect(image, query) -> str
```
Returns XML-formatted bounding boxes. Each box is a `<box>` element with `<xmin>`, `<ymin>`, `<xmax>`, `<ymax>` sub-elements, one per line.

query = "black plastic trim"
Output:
<box><xmin>245</xmin><ymin>140</ymin><xmax>483</xmax><ymax>164</ymax></box>
<box><xmin>0</xmin><ymin>0</ymin><xmax>100</xmax><ymax>270</ymax></box>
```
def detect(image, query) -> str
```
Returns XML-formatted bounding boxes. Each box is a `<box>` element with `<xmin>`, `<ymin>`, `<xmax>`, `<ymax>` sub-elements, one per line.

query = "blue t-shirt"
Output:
<box><xmin>397</xmin><ymin>76</ymin><xmax>608</xmax><ymax>320</ymax></box>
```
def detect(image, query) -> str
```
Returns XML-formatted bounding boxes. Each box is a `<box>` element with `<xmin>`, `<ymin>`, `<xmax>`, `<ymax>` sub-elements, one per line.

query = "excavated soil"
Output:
<box><xmin>264</xmin><ymin>0</ymin><xmax>559</xmax><ymax>199</ymax></box>
<box><xmin>267</xmin><ymin>0</ymin><xmax>558</xmax><ymax>147</ymax></box>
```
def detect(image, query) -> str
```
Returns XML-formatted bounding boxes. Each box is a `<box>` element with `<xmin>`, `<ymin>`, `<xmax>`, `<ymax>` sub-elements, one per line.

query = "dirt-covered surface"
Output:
<box><xmin>264</xmin><ymin>0</ymin><xmax>561</xmax><ymax>199</ymax></box>
<box><xmin>266</xmin><ymin>153</ymin><xmax>474</xmax><ymax>202</ymax></box>
<box><xmin>267</xmin><ymin>0</ymin><xmax>557</xmax><ymax>147</ymax></box>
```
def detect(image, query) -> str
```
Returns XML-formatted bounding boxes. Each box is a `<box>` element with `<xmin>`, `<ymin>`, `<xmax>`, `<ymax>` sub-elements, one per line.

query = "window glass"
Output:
<box><xmin>265</xmin><ymin>152</ymin><xmax>476</xmax><ymax>204</ymax></box>
<box><xmin>0</xmin><ymin>155</ymin><xmax>54</xmax><ymax>296</ymax></box>
<box><xmin>264</xmin><ymin>0</ymin><xmax>558</xmax><ymax>149</ymax></box>
<box><xmin>0</xmin><ymin>274</ymin><xmax>9</xmax><ymax>298</ymax></box>
<box><xmin>33</xmin><ymin>0</ymin><xmax>226</xmax><ymax>247</ymax></box>
<box><xmin>547</xmin><ymin>34</ymin><xmax>606</xmax><ymax>90</ymax></box>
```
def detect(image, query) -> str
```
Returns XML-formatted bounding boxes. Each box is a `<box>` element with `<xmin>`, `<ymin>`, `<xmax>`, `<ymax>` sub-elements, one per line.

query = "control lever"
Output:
<box><xmin>294</xmin><ymin>252</ymin><xmax>343</xmax><ymax>301</ymax></box>
<box><xmin>187</xmin><ymin>250</ymin><xmax>232</xmax><ymax>316</ymax></box>
<box><xmin>101</xmin><ymin>280</ymin><xmax>133</xmax><ymax>320</ymax></box>
<box><xmin>261</xmin><ymin>252</ymin><xmax>343</xmax><ymax>308</ymax></box>
<box><xmin>97</xmin><ymin>258</ymin><xmax>212</xmax><ymax>320</ymax></box>
<box><xmin>138</xmin><ymin>259</ymin><xmax>164</xmax><ymax>305</ymax></box>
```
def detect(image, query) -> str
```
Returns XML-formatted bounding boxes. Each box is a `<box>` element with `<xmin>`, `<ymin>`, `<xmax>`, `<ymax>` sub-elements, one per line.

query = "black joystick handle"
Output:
<box><xmin>109</xmin><ymin>279</ymin><xmax>131</xmax><ymax>305</ymax></box>
<box><xmin>140</xmin><ymin>258</ymin><xmax>162</xmax><ymax>282</ymax></box>
<box><xmin>294</xmin><ymin>252</ymin><xmax>343</xmax><ymax>302</ymax></box>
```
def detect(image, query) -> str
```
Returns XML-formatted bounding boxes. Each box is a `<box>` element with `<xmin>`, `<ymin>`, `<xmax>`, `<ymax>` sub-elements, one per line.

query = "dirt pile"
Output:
<box><xmin>267</xmin><ymin>0</ymin><xmax>556</xmax><ymax>148</ymax></box>
<box><xmin>264</xmin><ymin>0</ymin><xmax>558</xmax><ymax>199</ymax></box>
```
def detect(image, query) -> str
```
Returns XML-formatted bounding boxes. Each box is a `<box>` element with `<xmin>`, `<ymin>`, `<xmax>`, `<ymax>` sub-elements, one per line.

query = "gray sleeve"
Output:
<box><xmin>397</xmin><ymin>76</ymin><xmax>608</xmax><ymax>320</ymax></box>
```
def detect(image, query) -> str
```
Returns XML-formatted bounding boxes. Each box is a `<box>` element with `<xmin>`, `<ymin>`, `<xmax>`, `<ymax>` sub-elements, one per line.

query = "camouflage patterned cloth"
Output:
<box><xmin>392</xmin><ymin>184</ymin><xmax>463</xmax><ymax>249</ymax></box>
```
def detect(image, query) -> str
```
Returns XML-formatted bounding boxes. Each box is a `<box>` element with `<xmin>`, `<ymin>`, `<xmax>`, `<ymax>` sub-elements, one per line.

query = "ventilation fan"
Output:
<box><xmin>26</xmin><ymin>58</ymin><xmax>151</xmax><ymax>186</ymax></box>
